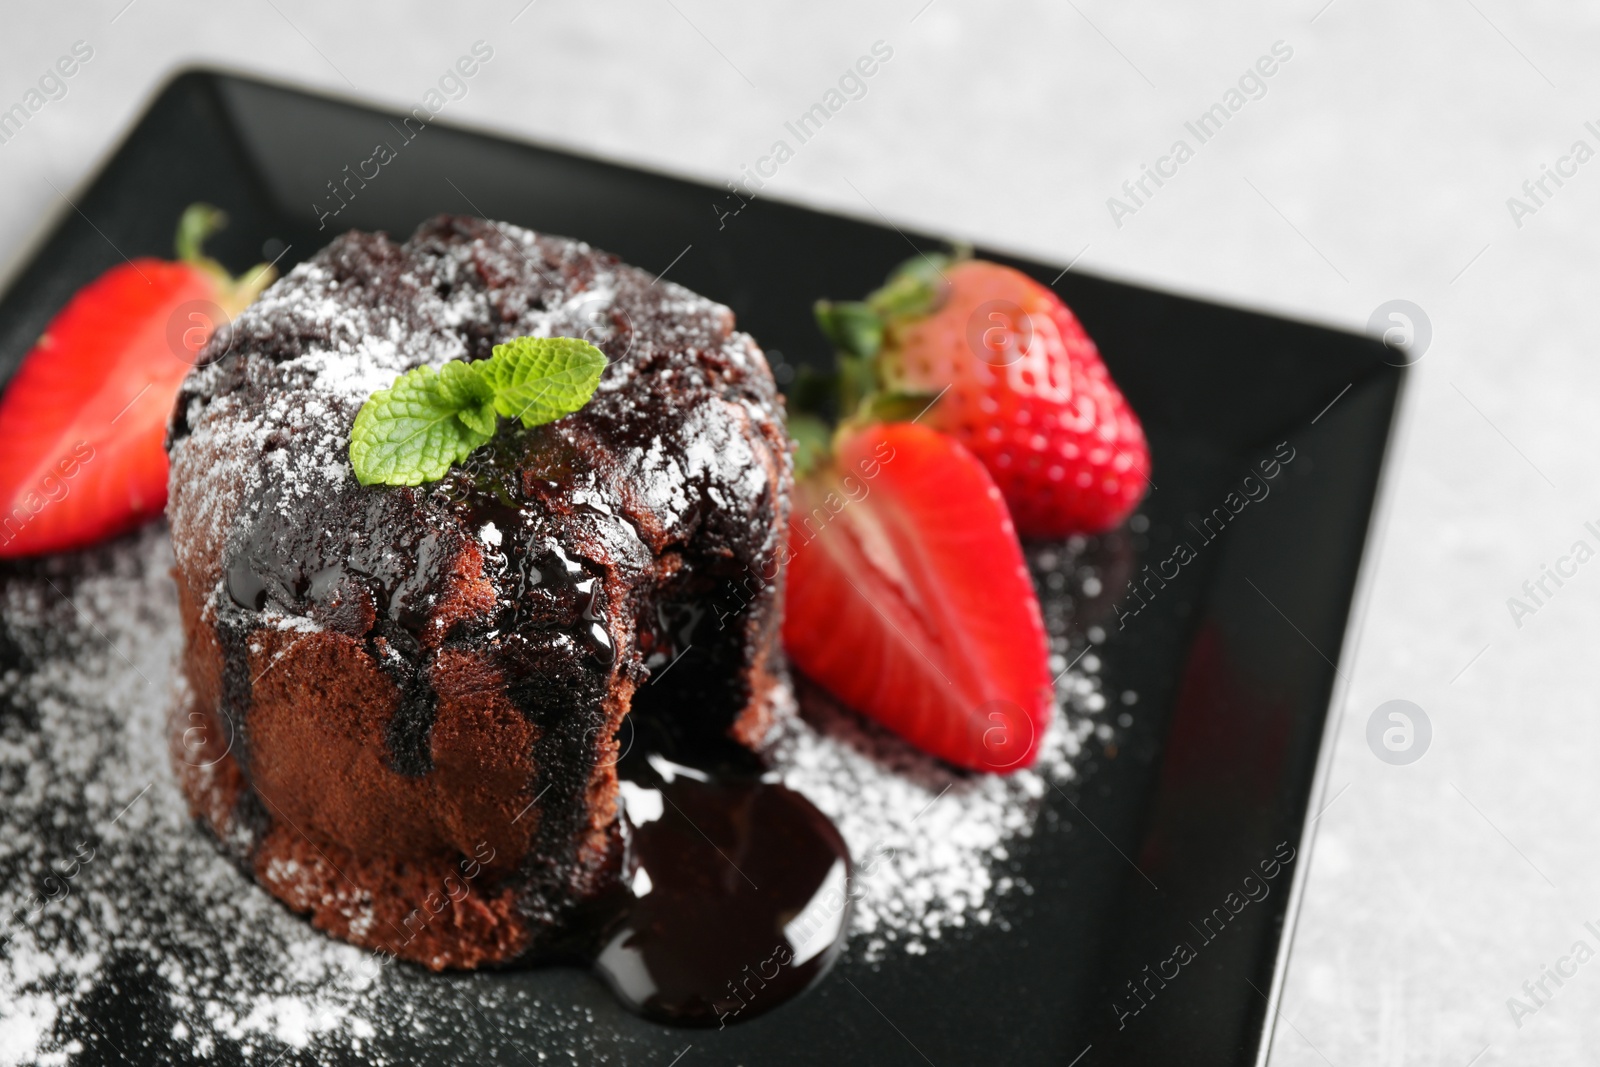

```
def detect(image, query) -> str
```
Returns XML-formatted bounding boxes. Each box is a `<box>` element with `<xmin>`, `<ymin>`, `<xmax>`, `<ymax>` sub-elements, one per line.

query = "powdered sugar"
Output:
<box><xmin>0</xmin><ymin>532</ymin><xmax>388</xmax><ymax>1064</ymax></box>
<box><xmin>0</xmin><ymin>523</ymin><xmax>1121</xmax><ymax>1062</ymax></box>
<box><xmin>767</xmin><ymin>690</ymin><xmax>1083</xmax><ymax>960</ymax></box>
<box><xmin>764</xmin><ymin>535</ymin><xmax>1119</xmax><ymax>962</ymax></box>
<box><xmin>167</xmin><ymin>219</ymin><xmax>763</xmax><ymax>620</ymax></box>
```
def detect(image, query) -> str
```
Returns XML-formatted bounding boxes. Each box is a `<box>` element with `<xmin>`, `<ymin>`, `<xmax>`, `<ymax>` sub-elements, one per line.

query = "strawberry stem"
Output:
<box><xmin>174</xmin><ymin>203</ymin><xmax>229</xmax><ymax>265</ymax></box>
<box><xmin>172</xmin><ymin>202</ymin><xmax>277</xmax><ymax>317</ymax></box>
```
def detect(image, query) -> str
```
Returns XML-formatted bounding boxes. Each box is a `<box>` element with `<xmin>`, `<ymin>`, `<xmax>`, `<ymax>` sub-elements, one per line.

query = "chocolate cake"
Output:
<box><xmin>166</xmin><ymin>215</ymin><xmax>792</xmax><ymax>970</ymax></box>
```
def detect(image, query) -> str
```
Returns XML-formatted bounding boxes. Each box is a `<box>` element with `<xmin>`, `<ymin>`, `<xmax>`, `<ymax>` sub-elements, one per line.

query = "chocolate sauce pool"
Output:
<box><xmin>595</xmin><ymin>755</ymin><xmax>852</xmax><ymax>1027</ymax></box>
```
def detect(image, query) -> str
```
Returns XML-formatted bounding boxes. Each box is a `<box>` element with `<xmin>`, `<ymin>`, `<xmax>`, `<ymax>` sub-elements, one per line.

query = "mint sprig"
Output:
<box><xmin>349</xmin><ymin>336</ymin><xmax>606</xmax><ymax>486</ymax></box>
<box><xmin>478</xmin><ymin>337</ymin><xmax>609</xmax><ymax>427</ymax></box>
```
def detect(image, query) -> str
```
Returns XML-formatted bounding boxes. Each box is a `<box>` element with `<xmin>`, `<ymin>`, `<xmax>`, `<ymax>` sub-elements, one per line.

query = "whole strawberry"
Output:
<box><xmin>815</xmin><ymin>254</ymin><xmax>1149</xmax><ymax>536</ymax></box>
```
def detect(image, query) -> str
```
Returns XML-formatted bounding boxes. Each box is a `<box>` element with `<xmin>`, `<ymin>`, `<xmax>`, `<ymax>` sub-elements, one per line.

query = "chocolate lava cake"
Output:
<box><xmin>166</xmin><ymin>216</ymin><xmax>792</xmax><ymax>970</ymax></box>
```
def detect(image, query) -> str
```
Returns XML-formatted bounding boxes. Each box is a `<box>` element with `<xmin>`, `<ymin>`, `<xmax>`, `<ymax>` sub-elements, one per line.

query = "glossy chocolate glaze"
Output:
<box><xmin>165</xmin><ymin>216</ymin><xmax>795</xmax><ymax>970</ymax></box>
<box><xmin>599</xmin><ymin>753</ymin><xmax>852</xmax><ymax>1026</ymax></box>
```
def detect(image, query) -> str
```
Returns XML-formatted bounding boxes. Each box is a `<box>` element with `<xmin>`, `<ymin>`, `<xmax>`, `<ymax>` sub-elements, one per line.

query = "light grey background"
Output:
<box><xmin>2</xmin><ymin>2</ymin><xmax>1595</xmax><ymax>1063</ymax></box>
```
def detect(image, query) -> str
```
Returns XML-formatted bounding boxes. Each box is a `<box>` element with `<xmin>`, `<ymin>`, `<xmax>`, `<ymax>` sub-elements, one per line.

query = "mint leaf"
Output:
<box><xmin>349</xmin><ymin>364</ymin><xmax>495</xmax><ymax>486</ymax></box>
<box><xmin>455</xmin><ymin>400</ymin><xmax>498</xmax><ymax>439</ymax></box>
<box><xmin>435</xmin><ymin>359</ymin><xmax>494</xmax><ymax>407</ymax></box>
<box><xmin>436</xmin><ymin>360</ymin><xmax>498</xmax><ymax>437</ymax></box>
<box><xmin>348</xmin><ymin>336</ymin><xmax>608</xmax><ymax>487</ymax></box>
<box><xmin>480</xmin><ymin>336</ymin><xmax>607</xmax><ymax>428</ymax></box>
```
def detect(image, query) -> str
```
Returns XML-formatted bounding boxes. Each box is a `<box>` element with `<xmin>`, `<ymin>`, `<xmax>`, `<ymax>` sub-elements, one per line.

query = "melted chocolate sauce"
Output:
<box><xmin>214</xmin><ymin>456</ymin><xmax>838</xmax><ymax>1024</ymax></box>
<box><xmin>173</xmin><ymin>218</ymin><xmax>810</xmax><ymax>1016</ymax></box>
<box><xmin>594</xmin><ymin>755</ymin><xmax>852</xmax><ymax>1027</ymax></box>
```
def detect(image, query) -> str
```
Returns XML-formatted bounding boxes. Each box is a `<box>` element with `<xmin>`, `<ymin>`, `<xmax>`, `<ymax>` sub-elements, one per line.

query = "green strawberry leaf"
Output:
<box><xmin>814</xmin><ymin>300</ymin><xmax>882</xmax><ymax>361</ymax></box>
<box><xmin>349</xmin><ymin>364</ymin><xmax>496</xmax><ymax>486</ymax></box>
<box><xmin>866</xmin><ymin>253</ymin><xmax>953</xmax><ymax>322</ymax></box>
<box><xmin>856</xmin><ymin>388</ymin><xmax>943</xmax><ymax>425</ymax></box>
<box><xmin>480</xmin><ymin>336</ymin><xmax>607</xmax><ymax>428</ymax></box>
<box><xmin>805</xmin><ymin>243</ymin><xmax>972</xmax><ymax>455</ymax></box>
<box><xmin>789</xmin><ymin>414</ymin><xmax>834</xmax><ymax>480</ymax></box>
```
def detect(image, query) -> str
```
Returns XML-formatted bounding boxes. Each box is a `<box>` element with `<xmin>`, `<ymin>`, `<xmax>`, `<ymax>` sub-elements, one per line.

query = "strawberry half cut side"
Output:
<box><xmin>0</xmin><ymin>205</ymin><xmax>274</xmax><ymax>558</ymax></box>
<box><xmin>782</xmin><ymin>421</ymin><xmax>1054</xmax><ymax>772</ymax></box>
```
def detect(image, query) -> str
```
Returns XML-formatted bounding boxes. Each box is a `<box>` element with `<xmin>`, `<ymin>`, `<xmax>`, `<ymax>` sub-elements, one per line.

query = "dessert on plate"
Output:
<box><xmin>165</xmin><ymin>215</ymin><xmax>792</xmax><ymax>970</ymax></box>
<box><xmin>0</xmin><ymin>199</ymin><xmax>1147</xmax><ymax>1026</ymax></box>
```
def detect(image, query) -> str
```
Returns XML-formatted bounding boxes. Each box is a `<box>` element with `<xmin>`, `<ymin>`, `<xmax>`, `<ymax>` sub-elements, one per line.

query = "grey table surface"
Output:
<box><xmin>2</xmin><ymin>2</ymin><xmax>1594</xmax><ymax>1063</ymax></box>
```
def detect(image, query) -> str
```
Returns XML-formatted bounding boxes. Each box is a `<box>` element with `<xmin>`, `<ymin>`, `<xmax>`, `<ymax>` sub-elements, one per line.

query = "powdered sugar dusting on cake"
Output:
<box><xmin>168</xmin><ymin>218</ymin><xmax>767</xmax><ymax>620</ymax></box>
<box><xmin>0</xmin><ymin>533</ymin><xmax>384</xmax><ymax>1063</ymax></box>
<box><xmin>0</xmin><ymin>531</ymin><xmax>660</xmax><ymax>1064</ymax></box>
<box><xmin>0</xmin><ymin>525</ymin><xmax>1123</xmax><ymax>1060</ymax></box>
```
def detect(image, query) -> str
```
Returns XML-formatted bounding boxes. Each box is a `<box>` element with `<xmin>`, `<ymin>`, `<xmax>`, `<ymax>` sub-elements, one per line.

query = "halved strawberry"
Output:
<box><xmin>782</xmin><ymin>421</ymin><xmax>1053</xmax><ymax>772</ymax></box>
<box><xmin>0</xmin><ymin>205</ymin><xmax>274</xmax><ymax>557</ymax></box>
<box><xmin>816</xmin><ymin>254</ymin><xmax>1150</xmax><ymax>537</ymax></box>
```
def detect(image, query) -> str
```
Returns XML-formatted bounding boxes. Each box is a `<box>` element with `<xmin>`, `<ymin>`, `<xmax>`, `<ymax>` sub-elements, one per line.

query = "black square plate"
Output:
<box><xmin>0</xmin><ymin>70</ymin><xmax>1402</xmax><ymax>1066</ymax></box>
